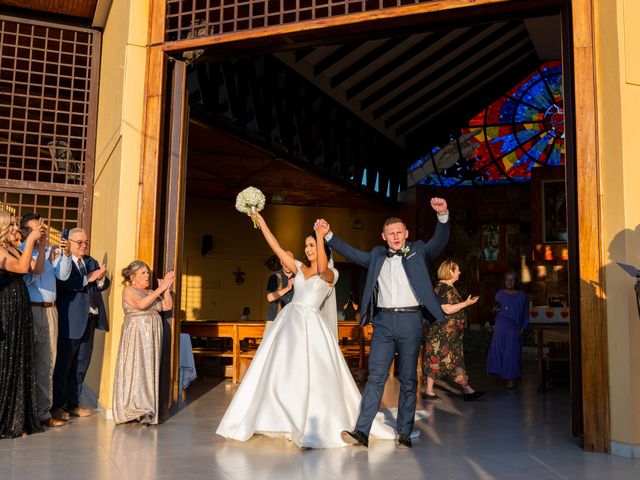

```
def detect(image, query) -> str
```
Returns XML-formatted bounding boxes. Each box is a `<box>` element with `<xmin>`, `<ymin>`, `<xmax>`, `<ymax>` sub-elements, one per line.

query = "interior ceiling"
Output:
<box><xmin>0</xmin><ymin>0</ymin><xmax>98</xmax><ymax>19</ymax></box>
<box><xmin>275</xmin><ymin>16</ymin><xmax>560</xmax><ymax>152</ymax></box>
<box><xmin>188</xmin><ymin>14</ymin><xmax>560</xmax><ymax>206</ymax></box>
<box><xmin>187</xmin><ymin>121</ymin><xmax>392</xmax><ymax>210</ymax></box>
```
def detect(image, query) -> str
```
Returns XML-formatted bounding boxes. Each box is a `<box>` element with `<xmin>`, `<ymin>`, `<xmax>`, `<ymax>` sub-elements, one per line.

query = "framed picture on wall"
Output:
<box><xmin>479</xmin><ymin>223</ymin><xmax>507</xmax><ymax>272</ymax></box>
<box><xmin>542</xmin><ymin>180</ymin><xmax>568</xmax><ymax>243</ymax></box>
<box><xmin>532</xmin><ymin>167</ymin><xmax>567</xmax><ymax>246</ymax></box>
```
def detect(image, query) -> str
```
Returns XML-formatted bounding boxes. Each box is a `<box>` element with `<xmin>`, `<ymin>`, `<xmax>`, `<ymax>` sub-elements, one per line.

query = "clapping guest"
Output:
<box><xmin>0</xmin><ymin>210</ymin><xmax>44</xmax><ymax>438</ymax></box>
<box><xmin>20</xmin><ymin>214</ymin><xmax>73</xmax><ymax>428</ymax></box>
<box><xmin>487</xmin><ymin>271</ymin><xmax>529</xmax><ymax>389</ymax></box>
<box><xmin>422</xmin><ymin>260</ymin><xmax>485</xmax><ymax>402</ymax></box>
<box><xmin>52</xmin><ymin>228</ymin><xmax>110</xmax><ymax>420</ymax></box>
<box><xmin>113</xmin><ymin>261</ymin><xmax>174</xmax><ymax>425</ymax></box>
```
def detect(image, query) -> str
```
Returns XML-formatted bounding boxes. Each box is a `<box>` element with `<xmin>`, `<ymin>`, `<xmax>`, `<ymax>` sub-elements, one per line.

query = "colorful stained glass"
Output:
<box><xmin>407</xmin><ymin>61</ymin><xmax>564</xmax><ymax>187</ymax></box>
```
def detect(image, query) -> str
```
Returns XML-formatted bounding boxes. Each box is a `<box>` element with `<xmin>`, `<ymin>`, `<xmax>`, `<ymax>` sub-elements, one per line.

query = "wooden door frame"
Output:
<box><xmin>138</xmin><ymin>0</ymin><xmax>608</xmax><ymax>451</ymax></box>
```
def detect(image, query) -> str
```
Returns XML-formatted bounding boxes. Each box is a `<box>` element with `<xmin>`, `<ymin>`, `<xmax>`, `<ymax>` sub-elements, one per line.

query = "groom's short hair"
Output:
<box><xmin>383</xmin><ymin>217</ymin><xmax>406</xmax><ymax>229</ymax></box>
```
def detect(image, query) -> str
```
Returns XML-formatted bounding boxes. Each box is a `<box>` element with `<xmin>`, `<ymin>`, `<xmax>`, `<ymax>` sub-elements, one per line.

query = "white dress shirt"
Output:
<box><xmin>73</xmin><ymin>255</ymin><xmax>102</xmax><ymax>315</ymax></box>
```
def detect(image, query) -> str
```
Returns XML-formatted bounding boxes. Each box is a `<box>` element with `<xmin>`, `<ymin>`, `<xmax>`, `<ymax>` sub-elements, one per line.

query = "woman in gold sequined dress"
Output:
<box><xmin>112</xmin><ymin>261</ymin><xmax>174</xmax><ymax>425</ymax></box>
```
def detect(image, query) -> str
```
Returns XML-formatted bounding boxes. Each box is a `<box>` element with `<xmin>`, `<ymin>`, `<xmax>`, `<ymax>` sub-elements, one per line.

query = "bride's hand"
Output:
<box><xmin>249</xmin><ymin>209</ymin><xmax>264</xmax><ymax>224</ymax></box>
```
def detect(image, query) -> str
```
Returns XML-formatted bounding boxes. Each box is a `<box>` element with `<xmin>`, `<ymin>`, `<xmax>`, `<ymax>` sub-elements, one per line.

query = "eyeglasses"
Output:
<box><xmin>69</xmin><ymin>239</ymin><xmax>90</xmax><ymax>247</ymax></box>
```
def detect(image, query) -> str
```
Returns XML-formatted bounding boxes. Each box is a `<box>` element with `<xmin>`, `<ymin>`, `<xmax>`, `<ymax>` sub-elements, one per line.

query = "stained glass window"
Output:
<box><xmin>407</xmin><ymin>61</ymin><xmax>564</xmax><ymax>187</ymax></box>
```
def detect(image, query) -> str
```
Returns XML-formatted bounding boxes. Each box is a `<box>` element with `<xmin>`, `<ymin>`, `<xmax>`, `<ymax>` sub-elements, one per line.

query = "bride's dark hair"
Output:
<box><xmin>302</xmin><ymin>232</ymin><xmax>332</xmax><ymax>267</ymax></box>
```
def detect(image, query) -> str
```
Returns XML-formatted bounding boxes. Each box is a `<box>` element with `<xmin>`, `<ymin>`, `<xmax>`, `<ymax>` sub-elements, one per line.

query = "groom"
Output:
<box><xmin>315</xmin><ymin>197</ymin><xmax>449</xmax><ymax>448</ymax></box>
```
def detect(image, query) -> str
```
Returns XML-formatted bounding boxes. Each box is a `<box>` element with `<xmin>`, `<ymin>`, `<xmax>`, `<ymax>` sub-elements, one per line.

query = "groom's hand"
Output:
<box><xmin>314</xmin><ymin>219</ymin><xmax>331</xmax><ymax>237</ymax></box>
<box><xmin>430</xmin><ymin>197</ymin><xmax>448</xmax><ymax>214</ymax></box>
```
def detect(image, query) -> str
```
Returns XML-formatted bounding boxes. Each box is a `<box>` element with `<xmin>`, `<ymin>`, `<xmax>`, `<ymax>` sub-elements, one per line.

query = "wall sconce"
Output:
<box><xmin>352</xmin><ymin>219</ymin><xmax>363</xmax><ymax>230</ymax></box>
<box><xmin>233</xmin><ymin>267</ymin><xmax>246</xmax><ymax>285</ymax></box>
<box><xmin>271</xmin><ymin>190</ymin><xmax>285</xmax><ymax>203</ymax></box>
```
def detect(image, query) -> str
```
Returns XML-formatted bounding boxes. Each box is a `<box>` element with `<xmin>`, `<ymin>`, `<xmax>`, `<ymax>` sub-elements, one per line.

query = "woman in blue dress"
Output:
<box><xmin>486</xmin><ymin>271</ymin><xmax>529</xmax><ymax>389</ymax></box>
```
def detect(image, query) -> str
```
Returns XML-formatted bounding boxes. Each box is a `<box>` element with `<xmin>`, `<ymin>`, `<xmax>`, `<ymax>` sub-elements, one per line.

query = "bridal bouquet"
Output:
<box><xmin>235</xmin><ymin>186</ymin><xmax>266</xmax><ymax>228</ymax></box>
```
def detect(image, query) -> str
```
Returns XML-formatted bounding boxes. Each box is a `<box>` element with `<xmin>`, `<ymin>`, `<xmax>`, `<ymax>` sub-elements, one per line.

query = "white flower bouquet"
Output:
<box><xmin>235</xmin><ymin>186</ymin><xmax>266</xmax><ymax>228</ymax></box>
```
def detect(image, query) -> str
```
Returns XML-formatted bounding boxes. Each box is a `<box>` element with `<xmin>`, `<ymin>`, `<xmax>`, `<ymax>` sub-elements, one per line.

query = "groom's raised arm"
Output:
<box><xmin>423</xmin><ymin>217</ymin><xmax>450</xmax><ymax>261</ymax></box>
<box><xmin>423</xmin><ymin>199</ymin><xmax>450</xmax><ymax>260</ymax></box>
<box><xmin>315</xmin><ymin>219</ymin><xmax>372</xmax><ymax>268</ymax></box>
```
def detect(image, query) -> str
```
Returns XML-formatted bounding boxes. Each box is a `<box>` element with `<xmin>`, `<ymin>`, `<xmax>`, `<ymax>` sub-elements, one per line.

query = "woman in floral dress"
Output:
<box><xmin>421</xmin><ymin>260</ymin><xmax>485</xmax><ymax>401</ymax></box>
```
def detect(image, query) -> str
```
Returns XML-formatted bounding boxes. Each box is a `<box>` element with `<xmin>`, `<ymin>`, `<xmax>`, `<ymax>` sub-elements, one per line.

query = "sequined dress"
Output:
<box><xmin>0</xmin><ymin>259</ymin><xmax>42</xmax><ymax>438</ymax></box>
<box><xmin>112</xmin><ymin>289</ymin><xmax>163</xmax><ymax>425</ymax></box>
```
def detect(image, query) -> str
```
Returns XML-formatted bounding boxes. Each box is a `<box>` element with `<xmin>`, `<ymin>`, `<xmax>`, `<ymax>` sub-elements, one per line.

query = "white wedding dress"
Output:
<box><xmin>216</xmin><ymin>261</ymin><xmax>399</xmax><ymax>448</ymax></box>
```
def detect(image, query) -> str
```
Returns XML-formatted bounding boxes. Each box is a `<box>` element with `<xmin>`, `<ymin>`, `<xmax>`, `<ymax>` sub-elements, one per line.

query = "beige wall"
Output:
<box><xmin>181</xmin><ymin>197</ymin><xmax>395</xmax><ymax>321</ymax></box>
<box><xmin>595</xmin><ymin>0</ymin><xmax>640</xmax><ymax>450</ymax></box>
<box><xmin>84</xmin><ymin>0</ymin><xmax>150</xmax><ymax>413</ymax></box>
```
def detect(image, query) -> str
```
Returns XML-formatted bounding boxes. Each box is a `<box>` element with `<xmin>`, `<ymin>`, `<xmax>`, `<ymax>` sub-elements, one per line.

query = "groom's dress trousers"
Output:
<box><xmin>359</xmin><ymin>254</ymin><xmax>424</xmax><ymax>436</ymax></box>
<box><xmin>327</xmin><ymin>213</ymin><xmax>449</xmax><ymax>437</ymax></box>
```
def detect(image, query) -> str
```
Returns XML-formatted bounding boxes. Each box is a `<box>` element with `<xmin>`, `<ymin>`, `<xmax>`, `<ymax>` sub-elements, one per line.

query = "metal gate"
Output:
<box><xmin>0</xmin><ymin>15</ymin><xmax>100</xmax><ymax>238</ymax></box>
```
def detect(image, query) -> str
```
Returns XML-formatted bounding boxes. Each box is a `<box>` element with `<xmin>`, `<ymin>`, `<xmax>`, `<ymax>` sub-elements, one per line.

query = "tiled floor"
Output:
<box><xmin>1</xmin><ymin>361</ymin><xmax>639</xmax><ymax>479</ymax></box>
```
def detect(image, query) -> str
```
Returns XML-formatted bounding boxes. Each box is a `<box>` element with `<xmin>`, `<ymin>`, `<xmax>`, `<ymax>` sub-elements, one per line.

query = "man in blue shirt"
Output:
<box><xmin>20</xmin><ymin>213</ymin><xmax>73</xmax><ymax>428</ymax></box>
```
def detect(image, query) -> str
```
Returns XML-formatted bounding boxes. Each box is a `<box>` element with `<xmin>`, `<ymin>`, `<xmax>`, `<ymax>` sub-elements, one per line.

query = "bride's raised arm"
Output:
<box><xmin>251</xmin><ymin>210</ymin><xmax>298</xmax><ymax>275</ymax></box>
<box><xmin>314</xmin><ymin>223</ymin><xmax>335</xmax><ymax>285</ymax></box>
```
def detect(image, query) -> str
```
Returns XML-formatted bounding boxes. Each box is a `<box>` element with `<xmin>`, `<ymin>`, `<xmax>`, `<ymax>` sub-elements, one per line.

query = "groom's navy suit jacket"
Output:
<box><xmin>327</xmin><ymin>219</ymin><xmax>450</xmax><ymax>326</ymax></box>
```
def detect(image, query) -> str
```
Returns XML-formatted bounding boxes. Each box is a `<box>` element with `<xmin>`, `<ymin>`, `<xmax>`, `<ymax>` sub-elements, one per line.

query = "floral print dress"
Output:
<box><xmin>422</xmin><ymin>282</ymin><xmax>469</xmax><ymax>385</ymax></box>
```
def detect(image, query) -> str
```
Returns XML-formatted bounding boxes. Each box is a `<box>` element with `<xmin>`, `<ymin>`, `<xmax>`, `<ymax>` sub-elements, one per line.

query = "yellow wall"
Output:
<box><xmin>85</xmin><ymin>0</ymin><xmax>150</xmax><ymax>414</ymax></box>
<box><xmin>181</xmin><ymin>197</ymin><xmax>395</xmax><ymax>321</ymax></box>
<box><xmin>595</xmin><ymin>0</ymin><xmax>640</xmax><ymax>450</ymax></box>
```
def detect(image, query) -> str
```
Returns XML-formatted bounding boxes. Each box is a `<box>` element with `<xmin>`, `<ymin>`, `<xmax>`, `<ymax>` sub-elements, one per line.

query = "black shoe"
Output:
<box><xmin>421</xmin><ymin>392</ymin><xmax>440</xmax><ymax>401</ymax></box>
<box><xmin>341</xmin><ymin>430</ymin><xmax>369</xmax><ymax>447</ymax></box>
<box><xmin>396</xmin><ymin>434</ymin><xmax>412</xmax><ymax>449</ymax></box>
<box><xmin>463</xmin><ymin>391</ymin><xmax>486</xmax><ymax>402</ymax></box>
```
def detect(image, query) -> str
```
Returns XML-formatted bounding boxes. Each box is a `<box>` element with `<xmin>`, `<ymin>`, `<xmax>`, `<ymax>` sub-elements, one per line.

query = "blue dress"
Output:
<box><xmin>486</xmin><ymin>289</ymin><xmax>528</xmax><ymax>380</ymax></box>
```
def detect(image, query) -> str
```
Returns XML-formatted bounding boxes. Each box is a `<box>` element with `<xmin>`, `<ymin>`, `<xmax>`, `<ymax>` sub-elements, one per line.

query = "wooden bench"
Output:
<box><xmin>181</xmin><ymin>321</ymin><xmax>265</xmax><ymax>383</ymax></box>
<box><xmin>182</xmin><ymin>320</ymin><xmax>382</xmax><ymax>384</ymax></box>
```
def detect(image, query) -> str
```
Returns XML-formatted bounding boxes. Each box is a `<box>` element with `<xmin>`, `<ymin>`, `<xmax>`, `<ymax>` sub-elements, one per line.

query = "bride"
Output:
<box><xmin>216</xmin><ymin>212</ymin><xmax>398</xmax><ymax>448</ymax></box>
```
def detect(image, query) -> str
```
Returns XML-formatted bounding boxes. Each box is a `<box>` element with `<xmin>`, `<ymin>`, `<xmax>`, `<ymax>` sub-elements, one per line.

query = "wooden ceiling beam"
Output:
<box><xmin>392</xmin><ymin>43</ymin><xmax>537</xmax><ymax>135</ymax></box>
<box><xmin>0</xmin><ymin>0</ymin><xmax>97</xmax><ymax>19</ymax></box>
<box><xmin>345</xmin><ymin>31</ymin><xmax>449</xmax><ymax>101</ymax></box>
<box><xmin>404</xmin><ymin>54</ymin><xmax>539</xmax><ymax>152</ymax></box>
<box><xmin>313</xmin><ymin>42</ymin><xmax>360</xmax><ymax>77</ymax></box>
<box><xmin>366</xmin><ymin>21</ymin><xmax>521</xmax><ymax>116</ymax></box>
<box><xmin>331</xmin><ymin>35</ymin><xmax>409</xmax><ymax>89</ymax></box>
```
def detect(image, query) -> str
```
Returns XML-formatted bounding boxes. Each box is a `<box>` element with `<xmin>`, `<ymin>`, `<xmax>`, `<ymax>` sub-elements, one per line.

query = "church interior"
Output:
<box><xmin>176</xmin><ymin>9</ymin><xmax>575</xmax><ymax>429</ymax></box>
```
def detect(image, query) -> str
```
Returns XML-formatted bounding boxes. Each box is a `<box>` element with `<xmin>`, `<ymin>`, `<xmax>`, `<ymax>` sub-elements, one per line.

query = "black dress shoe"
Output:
<box><xmin>396</xmin><ymin>434</ymin><xmax>412</xmax><ymax>449</ymax></box>
<box><xmin>341</xmin><ymin>430</ymin><xmax>369</xmax><ymax>447</ymax></box>
<box><xmin>463</xmin><ymin>391</ymin><xmax>486</xmax><ymax>402</ymax></box>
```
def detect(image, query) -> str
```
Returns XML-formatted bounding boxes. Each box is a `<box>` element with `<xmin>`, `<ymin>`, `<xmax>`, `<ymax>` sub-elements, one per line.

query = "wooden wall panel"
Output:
<box><xmin>137</xmin><ymin>0</ymin><xmax>167</xmax><ymax>264</ymax></box>
<box><xmin>571</xmin><ymin>0</ymin><xmax>610</xmax><ymax>453</ymax></box>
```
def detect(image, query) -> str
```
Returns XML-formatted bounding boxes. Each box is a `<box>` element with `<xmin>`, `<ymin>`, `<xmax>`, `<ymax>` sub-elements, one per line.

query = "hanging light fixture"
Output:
<box><xmin>271</xmin><ymin>190</ymin><xmax>285</xmax><ymax>203</ymax></box>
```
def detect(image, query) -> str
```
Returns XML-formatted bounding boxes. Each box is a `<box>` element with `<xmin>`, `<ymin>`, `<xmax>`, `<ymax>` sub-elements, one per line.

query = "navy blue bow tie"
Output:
<box><xmin>386</xmin><ymin>249</ymin><xmax>403</xmax><ymax>258</ymax></box>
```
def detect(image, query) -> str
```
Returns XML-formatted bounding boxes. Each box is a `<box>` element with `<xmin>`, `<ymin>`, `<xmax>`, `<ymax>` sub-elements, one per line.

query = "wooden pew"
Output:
<box><xmin>182</xmin><ymin>320</ymin><xmax>377</xmax><ymax>384</ymax></box>
<box><xmin>181</xmin><ymin>321</ymin><xmax>265</xmax><ymax>383</ymax></box>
